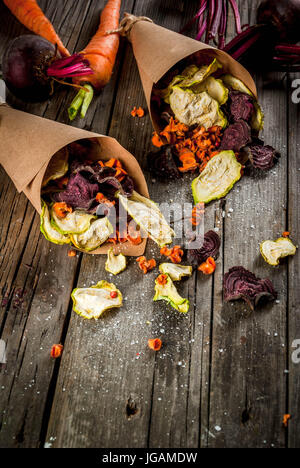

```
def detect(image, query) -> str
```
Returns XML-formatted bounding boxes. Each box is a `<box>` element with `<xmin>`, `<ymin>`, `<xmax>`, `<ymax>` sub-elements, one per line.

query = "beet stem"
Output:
<box><xmin>228</xmin><ymin>0</ymin><xmax>242</xmax><ymax>34</ymax></box>
<box><xmin>68</xmin><ymin>84</ymin><xmax>94</xmax><ymax>121</ymax></box>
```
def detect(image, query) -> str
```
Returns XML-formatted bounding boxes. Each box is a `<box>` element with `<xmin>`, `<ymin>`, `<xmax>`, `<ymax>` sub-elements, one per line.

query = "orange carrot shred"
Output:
<box><xmin>282</xmin><ymin>231</ymin><xmax>290</xmax><ymax>238</ymax></box>
<box><xmin>53</xmin><ymin>202</ymin><xmax>72</xmax><ymax>219</ymax></box>
<box><xmin>148</xmin><ymin>338</ymin><xmax>162</xmax><ymax>351</ymax></box>
<box><xmin>198</xmin><ymin>257</ymin><xmax>216</xmax><ymax>275</ymax></box>
<box><xmin>283</xmin><ymin>414</ymin><xmax>291</xmax><ymax>427</ymax></box>
<box><xmin>68</xmin><ymin>250</ymin><xmax>77</xmax><ymax>258</ymax></box>
<box><xmin>136</xmin><ymin>256</ymin><xmax>156</xmax><ymax>274</ymax></box>
<box><xmin>50</xmin><ymin>344</ymin><xmax>63</xmax><ymax>359</ymax></box>
<box><xmin>156</xmin><ymin>274</ymin><xmax>168</xmax><ymax>286</ymax></box>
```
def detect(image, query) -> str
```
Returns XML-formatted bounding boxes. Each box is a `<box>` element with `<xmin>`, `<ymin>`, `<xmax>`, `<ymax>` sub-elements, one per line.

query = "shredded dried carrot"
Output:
<box><xmin>110</xmin><ymin>291</ymin><xmax>118</xmax><ymax>299</ymax></box>
<box><xmin>282</xmin><ymin>231</ymin><xmax>290</xmax><ymax>238</ymax></box>
<box><xmin>198</xmin><ymin>257</ymin><xmax>216</xmax><ymax>275</ymax></box>
<box><xmin>68</xmin><ymin>249</ymin><xmax>77</xmax><ymax>257</ymax></box>
<box><xmin>160</xmin><ymin>245</ymin><xmax>184</xmax><ymax>264</ymax></box>
<box><xmin>131</xmin><ymin>106</ymin><xmax>145</xmax><ymax>117</ymax></box>
<box><xmin>50</xmin><ymin>344</ymin><xmax>63</xmax><ymax>359</ymax></box>
<box><xmin>96</xmin><ymin>192</ymin><xmax>115</xmax><ymax>206</ymax></box>
<box><xmin>136</xmin><ymin>256</ymin><xmax>156</xmax><ymax>274</ymax></box>
<box><xmin>152</xmin><ymin>117</ymin><xmax>222</xmax><ymax>173</ymax></box>
<box><xmin>283</xmin><ymin>414</ymin><xmax>291</xmax><ymax>427</ymax></box>
<box><xmin>156</xmin><ymin>274</ymin><xmax>168</xmax><ymax>286</ymax></box>
<box><xmin>190</xmin><ymin>203</ymin><xmax>205</xmax><ymax>226</ymax></box>
<box><xmin>148</xmin><ymin>338</ymin><xmax>162</xmax><ymax>351</ymax></box>
<box><xmin>152</xmin><ymin>132</ymin><xmax>164</xmax><ymax>148</ymax></box>
<box><xmin>53</xmin><ymin>202</ymin><xmax>73</xmax><ymax>219</ymax></box>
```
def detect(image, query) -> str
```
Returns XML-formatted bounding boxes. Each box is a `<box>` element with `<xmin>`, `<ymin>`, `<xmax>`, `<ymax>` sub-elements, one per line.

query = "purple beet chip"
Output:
<box><xmin>229</xmin><ymin>91</ymin><xmax>255</xmax><ymax>123</ymax></box>
<box><xmin>52</xmin><ymin>172</ymin><xmax>99</xmax><ymax>211</ymax></box>
<box><xmin>187</xmin><ymin>230</ymin><xmax>221</xmax><ymax>266</ymax></box>
<box><xmin>220</xmin><ymin>120</ymin><xmax>252</xmax><ymax>152</ymax></box>
<box><xmin>244</xmin><ymin>144</ymin><xmax>279</xmax><ymax>170</ymax></box>
<box><xmin>223</xmin><ymin>266</ymin><xmax>277</xmax><ymax>310</ymax></box>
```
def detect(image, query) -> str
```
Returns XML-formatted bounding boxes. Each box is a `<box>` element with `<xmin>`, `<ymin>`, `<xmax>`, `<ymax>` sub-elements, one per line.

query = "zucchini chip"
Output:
<box><xmin>221</xmin><ymin>74</ymin><xmax>254</xmax><ymax>97</ymax></box>
<box><xmin>42</xmin><ymin>147</ymin><xmax>69</xmax><ymax>188</ymax></box>
<box><xmin>40</xmin><ymin>201</ymin><xmax>71</xmax><ymax>245</ymax></box>
<box><xmin>72</xmin><ymin>281</ymin><xmax>123</xmax><ymax>320</ymax></box>
<box><xmin>159</xmin><ymin>263</ymin><xmax>192</xmax><ymax>281</ymax></box>
<box><xmin>105</xmin><ymin>248</ymin><xmax>127</xmax><ymax>275</ymax></box>
<box><xmin>191</xmin><ymin>150</ymin><xmax>242</xmax><ymax>204</ymax></box>
<box><xmin>251</xmin><ymin>101</ymin><xmax>264</xmax><ymax>132</ymax></box>
<box><xmin>169</xmin><ymin>88</ymin><xmax>227</xmax><ymax>129</ymax></box>
<box><xmin>178</xmin><ymin>59</ymin><xmax>222</xmax><ymax>88</ymax></box>
<box><xmin>192</xmin><ymin>76</ymin><xmax>229</xmax><ymax>105</ymax></box>
<box><xmin>51</xmin><ymin>206</ymin><xmax>96</xmax><ymax>235</ymax></box>
<box><xmin>260</xmin><ymin>238</ymin><xmax>297</xmax><ymax>266</ymax></box>
<box><xmin>154</xmin><ymin>274</ymin><xmax>189</xmax><ymax>313</ymax></box>
<box><xmin>71</xmin><ymin>217</ymin><xmax>113</xmax><ymax>252</ymax></box>
<box><xmin>117</xmin><ymin>191</ymin><xmax>174</xmax><ymax>248</ymax></box>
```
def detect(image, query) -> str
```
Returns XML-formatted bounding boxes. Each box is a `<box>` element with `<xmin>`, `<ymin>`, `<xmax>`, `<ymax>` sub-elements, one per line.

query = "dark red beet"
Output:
<box><xmin>257</xmin><ymin>0</ymin><xmax>300</xmax><ymax>44</ymax></box>
<box><xmin>3</xmin><ymin>35</ymin><xmax>58</xmax><ymax>102</ymax></box>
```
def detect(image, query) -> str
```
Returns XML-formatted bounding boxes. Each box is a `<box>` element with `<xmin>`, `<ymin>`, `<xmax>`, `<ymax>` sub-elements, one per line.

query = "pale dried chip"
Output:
<box><xmin>51</xmin><ymin>206</ymin><xmax>96</xmax><ymax>235</ymax></box>
<box><xmin>40</xmin><ymin>201</ymin><xmax>71</xmax><ymax>245</ymax></box>
<box><xmin>154</xmin><ymin>274</ymin><xmax>189</xmax><ymax>313</ymax></box>
<box><xmin>71</xmin><ymin>217</ymin><xmax>113</xmax><ymax>252</ymax></box>
<box><xmin>117</xmin><ymin>190</ymin><xmax>174</xmax><ymax>248</ymax></box>
<box><xmin>159</xmin><ymin>263</ymin><xmax>192</xmax><ymax>281</ymax></box>
<box><xmin>191</xmin><ymin>151</ymin><xmax>242</xmax><ymax>204</ymax></box>
<box><xmin>105</xmin><ymin>248</ymin><xmax>127</xmax><ymax>275</ymax></box>
<box><xmin>192</xmin><ymin>76</ymin><xmax>229</xmax><ymax>105</ymax></box>
<box><xmin>169</xmin><ymin>88</ymin><xmax>227</xmax><ymax>129</ymax></box>
<box><xmin>71</xmin><ymin>281</ymin><xmax>122</xmax><ymax>320</ymax></box>
<box><xmin>260</xmin><ymin>238</ymin><xmax>297</xmax><ymax>266</ymax></box>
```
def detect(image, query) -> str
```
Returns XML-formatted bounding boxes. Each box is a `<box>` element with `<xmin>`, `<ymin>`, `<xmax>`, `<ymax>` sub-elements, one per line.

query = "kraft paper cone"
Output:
<box><xmin>128</xmin><ymin>20</ymin><xmax>257</xmax><ymax>132</ymax></box>
<box><xmin>0</xmin><ymin>105</ymin><xmax>148</xmax><ymax>256</ymax></box>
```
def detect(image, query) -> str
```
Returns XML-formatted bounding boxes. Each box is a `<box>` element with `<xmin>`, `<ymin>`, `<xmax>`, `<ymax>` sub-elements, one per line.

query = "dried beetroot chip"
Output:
<box><xmin>52</xmin><ymin>172</ymin><xmax>99</xmax><ymax>211</ymax></box>
<box><xmin>187</xmin><ymin>230</ymin><xmax>221</xmax><ymax>266</ymax></box>
<box><xmin>147</xmin><ymin>146</ymin><xmax>181</xmax><ymax>180</ymax></box>
<box><xmin>71</xmin><ymin>160</ymin><xmax>134</xmax><ymax>197</ymax></box>
<box><xmin>229</xmin><ymin>91</ymin><xmax>255</xmax><ymax>123</ymax></box>
<box><xmin>220</xmin><ymin>120</ymin><xmax>252</xmax><ymax>152</ymax></box>
<box><xmin>243</xmin><ymin>144</ymin><xmax>279</xmax><ymax>170</ymax></box>
<box><xmin>223</xmin><ymin>266</ymin><xmax>277</xmax><ymax>309</ymax></box>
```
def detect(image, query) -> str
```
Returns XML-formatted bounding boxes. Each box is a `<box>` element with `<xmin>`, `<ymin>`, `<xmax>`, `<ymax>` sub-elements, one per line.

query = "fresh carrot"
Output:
<box><xmin>3</xmin><ymin>0</ymin><xmax>69</xmax><ymax>57</ymax></box>
<box><xmin>68</xmin><ymin>0</ymin><xmax>122</xmax><ymax>120</ymax></box>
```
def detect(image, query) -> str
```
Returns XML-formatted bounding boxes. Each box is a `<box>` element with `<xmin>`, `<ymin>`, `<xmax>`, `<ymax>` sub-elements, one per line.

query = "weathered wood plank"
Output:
<box><xmin>0</xmin><ymin>0</ymin><xmax>134</xmax><ymax>448</ymax></box>
<box><xmin>207</xmin><ymin>0</ymin><xmax>288</xmax><ymax>448</ymax></box>
<box><xmin>287</xmin><ymin>73</ymin><xmax>300</xmax><ymax>448</ymax></box>
<box><xmin>45</xmin><ymin>0</ymin><xmax>214</xmax><ymax>448</ymax></box>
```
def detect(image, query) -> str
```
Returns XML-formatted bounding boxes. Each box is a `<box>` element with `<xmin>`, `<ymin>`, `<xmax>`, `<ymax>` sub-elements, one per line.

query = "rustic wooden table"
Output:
<box><xmin>0</xmin><ymin>0</ymin><xmax>299</xmax><ymax>449</ymax></box>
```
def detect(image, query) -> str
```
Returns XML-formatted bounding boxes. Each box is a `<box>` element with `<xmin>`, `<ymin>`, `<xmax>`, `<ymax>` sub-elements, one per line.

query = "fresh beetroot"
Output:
<box><xmin>3</xmin><ymin>35</ymin><xmax>58</xmax><ymax>101</ymax></box>
<box><xmin>184</xmin><ymin>0</ymin><xmax>300</xmax><ymax>71</ymax></box>
<box><xmin>2</xmin><ymin>35</ymin><xmax>93</xmax><ymax>102</ymax></box>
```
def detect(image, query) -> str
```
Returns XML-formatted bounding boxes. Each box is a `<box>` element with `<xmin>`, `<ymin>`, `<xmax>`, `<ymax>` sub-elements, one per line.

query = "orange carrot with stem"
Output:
<box><xmin>68</xmin><ymin>0</ymin><xmax>122</xmax><ymax>120</ymax></box>
<box><xmin>3</xmin><ymin>0</ymin><xmax>70</xmax><ymax>57</ymax></box>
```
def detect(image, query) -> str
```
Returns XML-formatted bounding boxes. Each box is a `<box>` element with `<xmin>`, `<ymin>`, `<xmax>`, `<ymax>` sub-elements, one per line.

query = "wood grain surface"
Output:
<box><xmin>0</xmin><ymin>0</ymin><xmax>299</xmax><ymax>448</ymax></box>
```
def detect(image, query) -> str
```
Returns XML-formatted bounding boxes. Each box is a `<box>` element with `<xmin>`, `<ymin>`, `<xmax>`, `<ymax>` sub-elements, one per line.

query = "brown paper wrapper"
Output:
<box><xmin>128</xmin><ymin>20</ymin><xmax>258</xmax><ymax>132</ymax></box>
<box><xmin>0</xmin><ymin>105</ymin><xmax>148</xmax><ymax>256</ymax></box>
